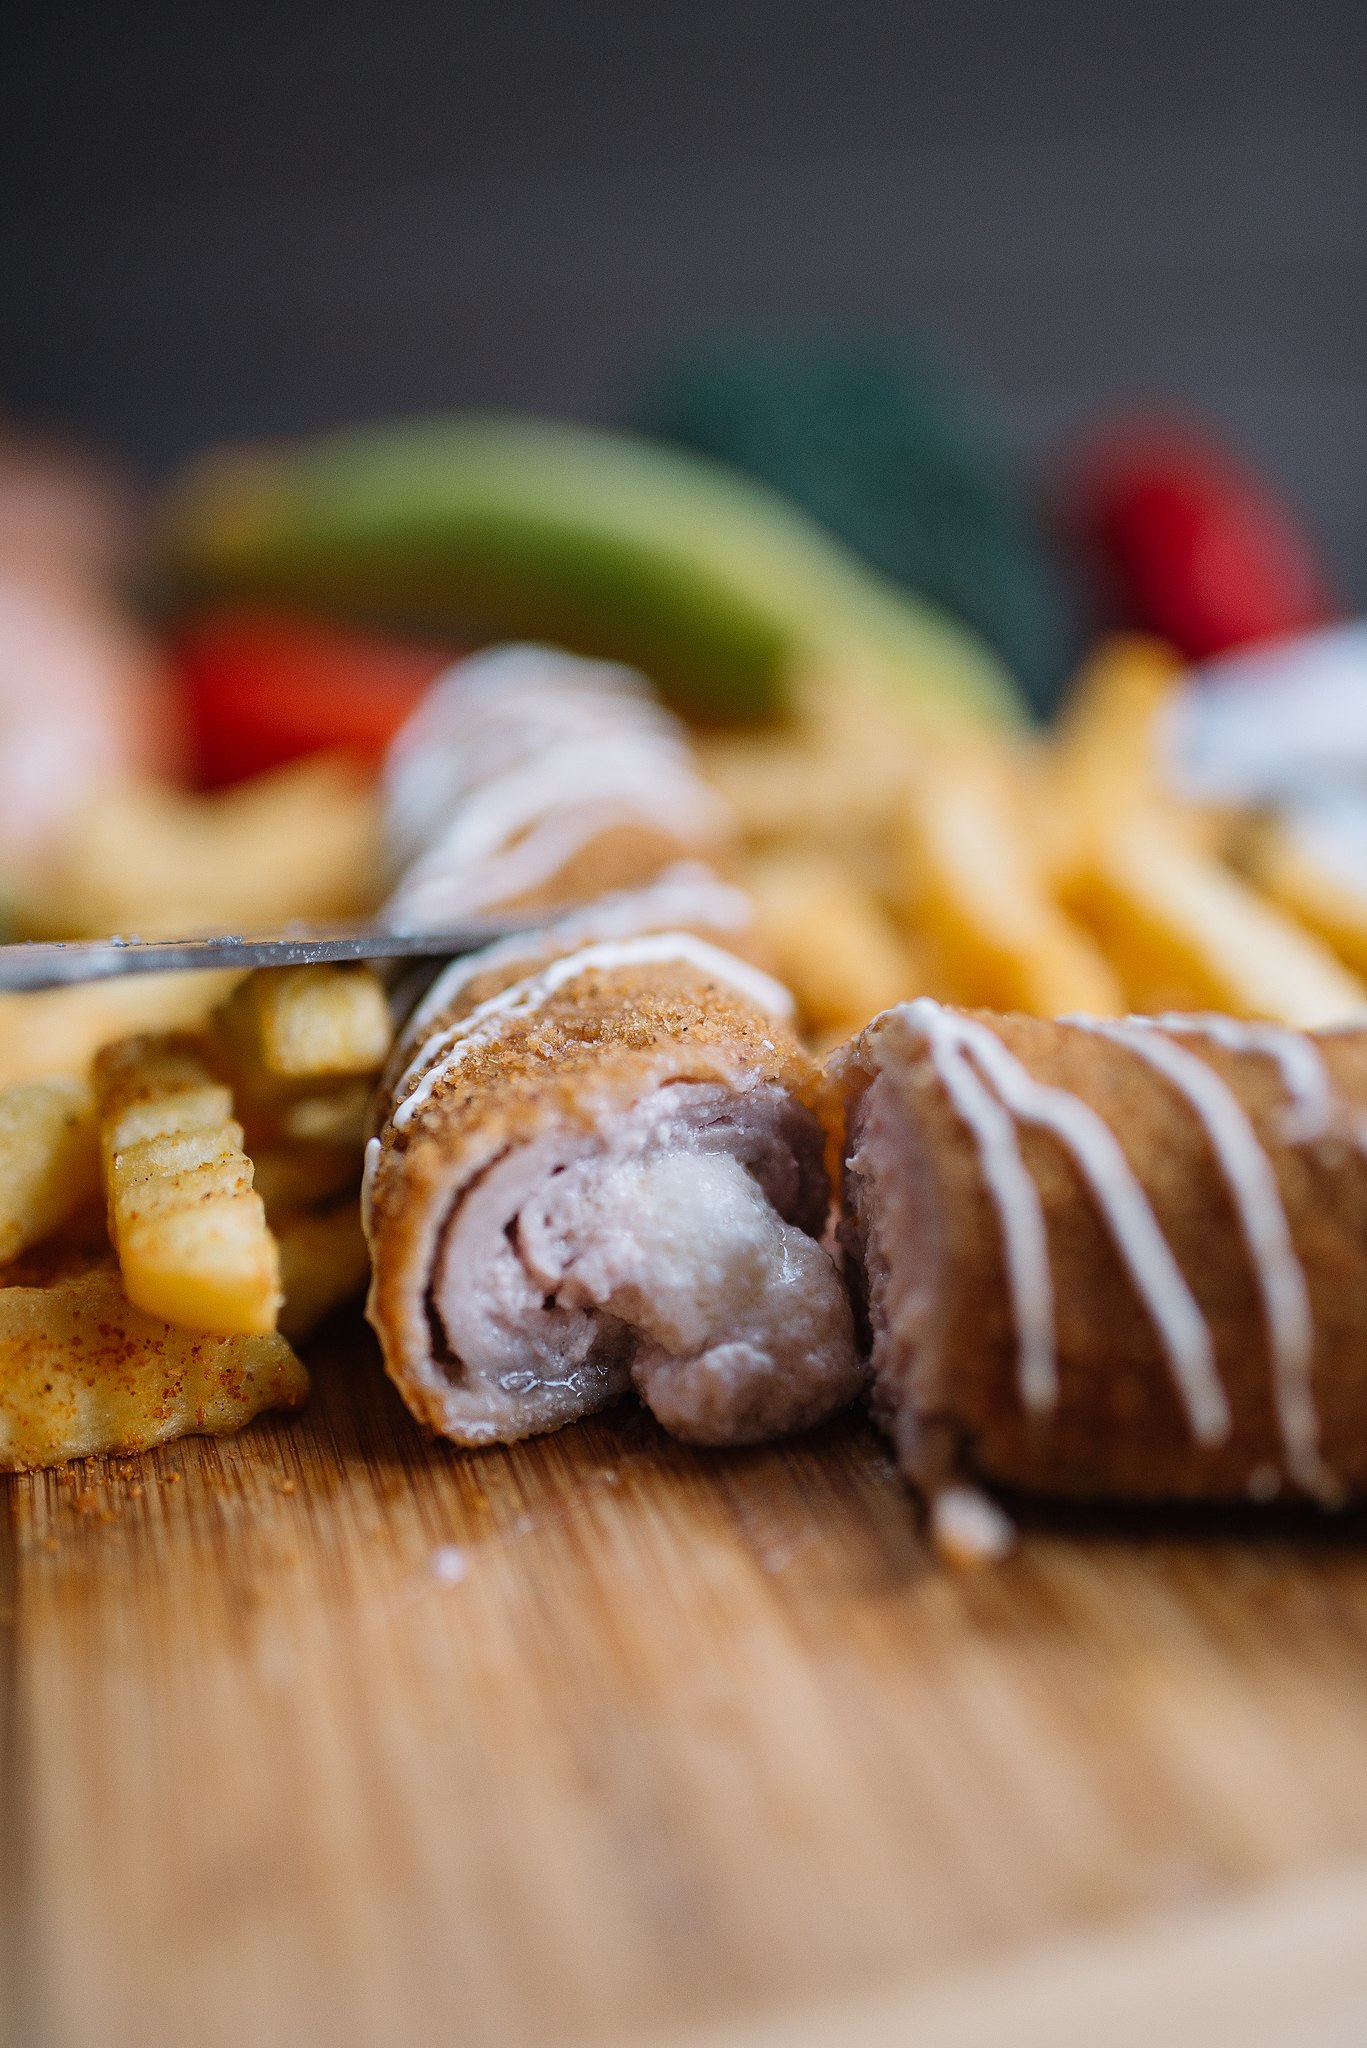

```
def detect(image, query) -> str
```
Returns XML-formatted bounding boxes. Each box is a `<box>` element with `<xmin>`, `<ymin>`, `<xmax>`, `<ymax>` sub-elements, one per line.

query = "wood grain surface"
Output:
<box><xmin>6</xmin><ymin>1316</ymin><xmax>1367</xmax><ymax>2048</ymax></box>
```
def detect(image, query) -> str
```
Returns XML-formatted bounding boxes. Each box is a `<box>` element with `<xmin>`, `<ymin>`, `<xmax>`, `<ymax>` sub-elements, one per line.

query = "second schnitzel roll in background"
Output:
<box><xmin>382</xmin><ymin>643</ymin><xmax>735</xmax><ymax>930</ymax></box>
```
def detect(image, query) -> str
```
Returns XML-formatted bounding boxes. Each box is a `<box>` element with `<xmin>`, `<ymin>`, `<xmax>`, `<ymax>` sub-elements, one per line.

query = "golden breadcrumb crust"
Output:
<box><xmin>840</xmin><ymin>1011</ymin><xmax>1367</xmax><ymax>1503</ymax></box>
<box><xmin>368</xmin><ymin>956</ymin><xmax>822</xmax><ymax>1439</ymax></box>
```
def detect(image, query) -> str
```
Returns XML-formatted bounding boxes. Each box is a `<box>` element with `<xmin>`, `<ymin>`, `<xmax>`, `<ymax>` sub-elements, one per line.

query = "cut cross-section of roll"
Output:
<box><xmin>365</xmin><ymin>931</ymin><xmax>861</xmax><ymax>1446</ymax></box>
<box><xmin>835</xmin><ymin>1000</ymin><xmax>1367</xmax><ymax>1525</ymax></box>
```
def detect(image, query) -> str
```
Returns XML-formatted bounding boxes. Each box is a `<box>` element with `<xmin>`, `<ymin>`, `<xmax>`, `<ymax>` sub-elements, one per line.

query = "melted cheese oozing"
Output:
<box><xmin>515</xmin><ymin>1144</ymin><xmax>857</xmax><ymax>1442</ymax></box>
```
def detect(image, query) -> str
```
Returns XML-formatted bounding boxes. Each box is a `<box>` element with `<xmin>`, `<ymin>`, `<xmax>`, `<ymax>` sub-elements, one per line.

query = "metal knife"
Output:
<box><xmin>0</xmin><ymin>920</ymin><xmax>541</xmax><ymax>993</ymax></box>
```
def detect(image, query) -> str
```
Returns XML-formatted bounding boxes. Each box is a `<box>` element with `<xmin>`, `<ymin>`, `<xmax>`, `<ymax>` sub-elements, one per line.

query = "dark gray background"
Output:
<box><xmin>3</xmin><ymin>1</ymin><xmax>1365</xmax><ymax>597</ymax></box>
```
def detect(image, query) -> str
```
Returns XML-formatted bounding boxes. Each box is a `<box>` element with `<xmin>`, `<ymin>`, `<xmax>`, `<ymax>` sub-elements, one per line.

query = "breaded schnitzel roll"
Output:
<box><xmin>365</xmin><ymin>933</ymin><xmax>860</xmax><ymax>1447</ymax></box>
<box><xmin>837</xmin><ymin>1001</ymin><xmax>1367</xmax><ymax>1539</ymax></box>
<box><xmin>382</xmin><ymin>860</ymin><xmax>759</xmax><ymax>1092</ymax></box>
<box><xmin>382</xmin><ymin>644</ymin><xmax>733</xmax><ymax>929</ymax></box>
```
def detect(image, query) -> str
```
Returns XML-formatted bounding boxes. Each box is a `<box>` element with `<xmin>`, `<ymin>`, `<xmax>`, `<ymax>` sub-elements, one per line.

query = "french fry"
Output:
<box><xmin>1065</xmin><ymin>808</ymin><xmax>1367</xmax><ymax>1026</ymax></box>
<box><xmin>277</xmin><ymin>1201</ymin><xmax>371</xmax><ymax>1344</ymax></box>
<box><xmin>896</xmin><ymin>743</ymin><xmax>1125</xmax><ymax>1016</ymax></box>
<box><xmin>744</xmin><ymin>849</ymin><xmax>923</xmax><ymax>1041</ymax></box>
<box><xmin>1045</xmin><ymin>635</ymin><xmax>1364</xmax><ymax>1024</ymax></box>
<box><xmin>0</xmin><ymin>969</ymin><xmax>241</xmax><ymax>1092</ymax></box>
<box><xmin>1044</xmin><ymin>633</ymin><xmax>1189</xmax><ymax>877</ymax></box>
<box><xmin>1232</xmin><ymin>813</ymin><xmax>1367</xmax><ymax>981</ymax></box>
<box><xmin>98</xmin><ymin>1046</ymin><xmax>232</xmax><ymax>1156</ymax></box>
<box><xmin>698</xmin><ymin>671</ymin><xmax>923</xmax><ymax>895</ymax></box>
<box><xmin>0</xmin><ymin>1077</ymin><xmax>100</xmax><ymax>1264</ymax></box>
<box><xmin>0</xmin><ymin>1263</ymin><xmax>306</xmax><ymax>1471</ymax></box>
<box><xmin>94</xmin><ymin>1034</ymin><xmax>281</xmax><ymax>1336</ymax></box>
<box><xmin>214</xmin><ymin>963</ymin><xmax>392</xmax><ymax>1087</ymax></box>
<box><xmin>8</xmin><ymin>755</ymin><xmax>380</xmax><ymax>941</ymax></box>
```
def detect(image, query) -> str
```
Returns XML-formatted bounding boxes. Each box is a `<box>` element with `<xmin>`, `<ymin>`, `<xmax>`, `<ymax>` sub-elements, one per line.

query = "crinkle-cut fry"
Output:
<box><xmin>277</xmin><ymin>1200</ymin><xmax>371</xmax><ymax>1344</ymax></box>
<box><xmin>96</xmin><ymin>1037</ymin><xmax>233</xmax><ymax>1156</ymax></box>
<box><xmin>744</xmin><ymin>849</ymin><xmax>923</xmax><ymax>1040</ymax></box>
<box><xmin>215</xmin><ymin>963</ymin><xmax>393</xmax><ymax>1087</ymax></box>
<box><xmin>115</xmin><ymin>1197</ymin><xmax>279</xmax><ymax>1337</ymax></box>
<box><xmin>94</xmin><ymin>1033</ymin><xmax>281</xmax><ymax>1336</ymax></box>
<box><xmin>1044</xmin><ymin>633</ymin><xmax>1190</xmax><ymax>877</ymax></box>
<box><xmin>1233</xmin><ymin>814</ymin><xmax>1367</xmax><ymax>981</ymax></box>
<box><xmin>6</xmin><ymin>755</ymin><xmax>380</xmax><ymax>942</ymax></box>
<box><xmin>0</xmin><ymin>1076</ymin><xmax>99</xmax><ymax>1264</ymax></box>
<box><xmin>1065</xmin><ymin>808</ymin><xmax>1367</xmax><ymax>1026</ymax></box>
<box><xmin>0</xmin><ymin>1262</ymin><xmax>307</xmax><ymax>1471</ymax></box>
<box><xmin>896</xmin><ymin>743</ymin><xmax>1124</xmax><ymax>1017</ymax></box>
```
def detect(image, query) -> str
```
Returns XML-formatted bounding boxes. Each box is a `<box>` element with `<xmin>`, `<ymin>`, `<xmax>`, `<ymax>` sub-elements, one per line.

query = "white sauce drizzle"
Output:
<box><xmin>404</xmin><ymin>735</ymin><xmax>726</xmax><ymax>874</ymax></box>
<box><xmin>949</xmin><ymin>1009</ymin><xmax>1228</xmax><ymax>1444</ymax></box>
<box><xmin>890</xmin><ymin>1003</ymin><xmax>1057</xmax><ymax>1411</ymax></box>
<box><xmin>381</xmin><ymin>645</ymin><xmax>727</xmax><ymax>884</ymax></box>
<box><xmin>360</xmin><ymin>1135</ymin><xmax>382</xmax><ymax>1244</ymax></box>
<box><xmin>387</xmin><ymin>799</ymin><xmax>689</xmax><ymax>927</ymax></box>
<box><xmin>386</xmin><ymin>706</ymin><xmax>651</xmax><ymax>868</ymax></box>
<box><xmin>1067</xmin><ymin>1017</ymin><xmax>1331</xmax><ymax>1497</ymax></box>
<box><xmin>390</xmin><ymin>932</ymin><xmax>793</xmax><ymax>1132</ymax></box>
<box><xmin>1146</xmin><ymin>1012</ymin><xmax>1334</xmax><ymax>1143</ymax></box>
<box><xmin>929</xmin><ymin>1484</ymin><xmax>1017</xmax><ymax>1567</ymax></box>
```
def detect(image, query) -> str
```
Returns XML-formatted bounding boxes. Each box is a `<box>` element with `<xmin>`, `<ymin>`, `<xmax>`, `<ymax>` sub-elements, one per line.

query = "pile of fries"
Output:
<box><xmin>0</xmin><ymin>960</ymin><xmax>384</xmax><ymax>1467</ymax></box>
<box><xmin>4</xmin><ymin>625</ymin><xmax>1367</xmax><ymax>1472</ymax></box>
<box><xmin>703</xmin><ymin>633</ymin><xmax>1367</xmax><ymax>1047</ymax></box>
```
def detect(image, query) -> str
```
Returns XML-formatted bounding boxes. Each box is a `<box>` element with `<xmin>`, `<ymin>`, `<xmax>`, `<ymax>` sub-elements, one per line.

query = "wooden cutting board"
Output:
<box><xmin>6</xmin><ymin>1317</ymin><xmax>1367</xmax><ymax>2048</ymax></box>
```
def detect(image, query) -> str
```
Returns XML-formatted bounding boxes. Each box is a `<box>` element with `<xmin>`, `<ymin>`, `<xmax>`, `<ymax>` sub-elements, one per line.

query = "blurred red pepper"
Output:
<box><xmin>172</xmin><ymin>607</ymin><xmax>454</xmax><ymax>787</ymax></box>
<box><xmin>1069</xmin><ymin>419</ymin><xmax>1337</xmax><ymax>661</ymax></box>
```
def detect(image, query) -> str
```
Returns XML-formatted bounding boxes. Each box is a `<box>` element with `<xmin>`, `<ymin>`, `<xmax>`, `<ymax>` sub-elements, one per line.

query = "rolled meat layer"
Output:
<box><xmin>382</xmin><ymin>643</ymin><xmax>734</xmax><ymax>929</ymax></box>
<box><xmin>837</xmin><ymin>1001</ymin><xmax>1367</xmax><ymax>1509</ymax></box>
<box><xmin>366</xmin><ymin>931</ymin><xmax>861</xmax><ymax>1446</ymax></box>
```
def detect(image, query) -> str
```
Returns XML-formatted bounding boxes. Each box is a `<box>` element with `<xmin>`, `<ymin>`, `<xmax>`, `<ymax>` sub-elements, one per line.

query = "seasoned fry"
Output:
<box><xmin>1064</xmin><ymin>808</ymin><xmax>1367</xmax><ymax>1025</ymax></box>
<box><xmin>215</xmin><ymin>963</ymin><xmax>392</xmax><ymax>1085</ymax></box>
<box><xmin>94</xmin><ymin>1034</ymin><xmax>281</xmax><ymax>1336</ymax></box>
<box><xmin>277</xmin><ymin>1201</ymin><xmax>370</xmax><ymax>1343</ymax></box>
<box><xmin>0</xmin><ymin>1076</ymin><xmax>99</xmax><ymax>1263</ymax></box>
<box><xmin>0</xmin><ymin>1262</ymin><xmax>306</xmax><ymax>1471</ymax></box>
<box><xmin>743</xmin><ymin>848</ymin><xmax>921</xmax><ymax>1041</ymax></box>
<box><xmin>7</xmin><ymin>755</ymin><xmax>380</xmax><ymax>941</ymax></box>
<box><xmin>896</xmin><ymin>743</ymin><xmax>1124</xmax><ymax>1016</ymax></box>
<box><xmin>98</xmin><ymin>1039</ymin><xmax>233</xmax><ymax>1156</ymax></box>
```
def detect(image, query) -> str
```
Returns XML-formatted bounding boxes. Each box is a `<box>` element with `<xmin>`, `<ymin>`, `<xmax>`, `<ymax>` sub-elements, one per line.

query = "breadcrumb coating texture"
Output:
<box><xmin>841</xmin><ymin>1008</ymin><xmax>1367</xmax><ymax>1502</ymax></box>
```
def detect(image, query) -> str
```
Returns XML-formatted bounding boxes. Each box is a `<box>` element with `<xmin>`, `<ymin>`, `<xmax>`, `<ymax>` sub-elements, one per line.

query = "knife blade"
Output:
<box><xmin>0</xmin><ymin>920</ymin><xmax>541</xmax><ymax>993</ymax></box>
